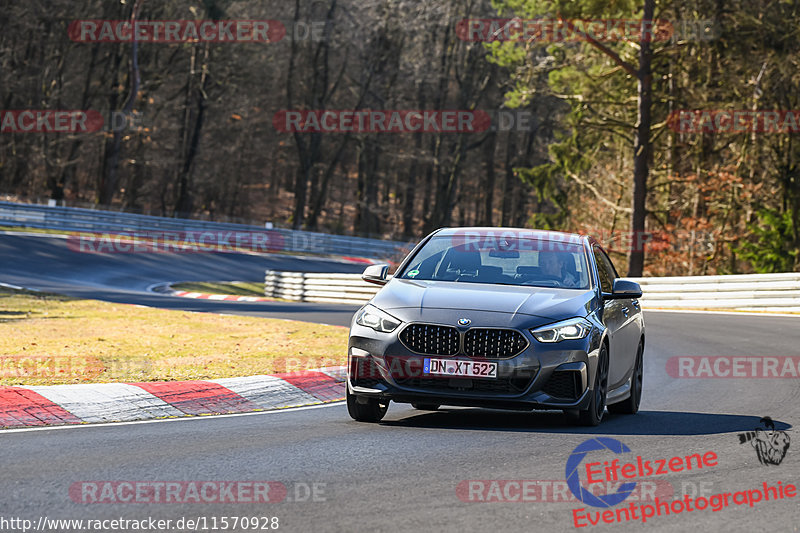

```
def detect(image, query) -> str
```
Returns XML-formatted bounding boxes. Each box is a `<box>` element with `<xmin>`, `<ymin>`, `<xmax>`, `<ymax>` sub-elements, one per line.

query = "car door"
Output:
<box><xmin>592</xmin><ymin>244</ymin><xmax>627</xmax><ymax>389</ymax></box>
<box><xmin>593</xmin><ymin>245</ymin><xmax>637</xmax><ymax>390</ymax></box>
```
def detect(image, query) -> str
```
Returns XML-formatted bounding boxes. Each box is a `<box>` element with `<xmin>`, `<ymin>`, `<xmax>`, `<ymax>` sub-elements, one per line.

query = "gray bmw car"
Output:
<box><xmin>346</xmin><ymin>227</ymin><xmax>645</xmax><ymax>426</ymax></box>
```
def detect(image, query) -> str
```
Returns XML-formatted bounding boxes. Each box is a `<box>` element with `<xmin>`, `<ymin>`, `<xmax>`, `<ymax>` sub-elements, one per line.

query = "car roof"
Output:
<box><xmin>432</xmin><ymin>227</ymin><xmax>589</xmax><ymax>244</ymax></box>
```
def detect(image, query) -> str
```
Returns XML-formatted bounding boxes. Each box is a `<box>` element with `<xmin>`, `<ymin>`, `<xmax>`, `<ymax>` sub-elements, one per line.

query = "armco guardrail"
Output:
<box><xmin>0</xmin><ymin>201</ymin><xmax>411</xmax><ymax>260</ymax></box>
<box><xmin>264</xmin><ymin>270</ymin><xmax>800</xmax><ymax>311</ymax></box>
<box><xmin>264</xmin><ymin>271</ymin><xmax>385</xmax><ymax>305</ymax></box>
<box><xmin>634</xmin><ymin>272</ymin><xmax>800</xmax><ymax>311</ymax></box>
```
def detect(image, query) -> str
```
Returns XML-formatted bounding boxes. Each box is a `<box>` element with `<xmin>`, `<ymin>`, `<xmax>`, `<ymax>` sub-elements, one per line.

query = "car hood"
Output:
<box><xmin>371</xmin><ymin>279</ymin><xmax>596</xmax><ymax>322</ymax></box>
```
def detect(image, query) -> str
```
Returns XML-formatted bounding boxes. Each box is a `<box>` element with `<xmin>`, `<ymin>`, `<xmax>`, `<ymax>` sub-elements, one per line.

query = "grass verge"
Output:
<box><xmin>0</xmin><ymin>287</ymin><xmax>347</xmax><ymax>386</ymax></box>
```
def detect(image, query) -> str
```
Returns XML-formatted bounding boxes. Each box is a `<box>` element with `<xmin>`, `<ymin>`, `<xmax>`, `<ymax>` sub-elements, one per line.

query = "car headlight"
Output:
<box><xmin>531</xmin><ymin>318</ymin><xmax>592</xmax><ymax>343</ymax></box>
<box><xmin>355</xmin><ymin>304</ymin><xmax>401</xmax><ymax>333</ymax></box>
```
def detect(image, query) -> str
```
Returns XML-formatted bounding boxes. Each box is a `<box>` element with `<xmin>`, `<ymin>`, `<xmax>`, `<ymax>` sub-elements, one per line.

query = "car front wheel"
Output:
<box><xmin>346</xmin><ymin>385</ymin><xmax>388</xmax><ymax>422</ymax></box>
<box><xmin>608</xmin><ymin>340</ymin><xmax>643</xmax><ymax>415</ymax></box>
<box><xmin>577</xmin><ymin>343</ymin><xmax>609</xmax><ymax>426</ymax></box>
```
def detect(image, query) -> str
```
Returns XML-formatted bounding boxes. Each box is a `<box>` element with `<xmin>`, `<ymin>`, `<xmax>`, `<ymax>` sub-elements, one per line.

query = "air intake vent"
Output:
<box><xmin>464</xmin><ymin>328</ymin><xmax>527</xmax><ymax>359</ymax></box>
<box><xmin>399</xmin><ymin>324</ymin><xmax>460</xmax><ymax>355</ymax></box>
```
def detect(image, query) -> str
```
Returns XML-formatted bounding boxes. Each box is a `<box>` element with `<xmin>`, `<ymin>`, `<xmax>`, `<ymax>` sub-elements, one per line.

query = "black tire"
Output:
<box><xmin>411</xmin><ymin>403</ymin><xmax>440</xmax><ymax>411</ymax></box>
<box><xmin>346</xmin><ymin>385</ymin><xmax>388</xmax><ymax>422</ymax></box>
<box><xmin>608</xmin><ymin>340</ymin><xmax>643</xmax><ymax>415</ymax></box>
<box><xmin>578</xmin><ymin>343</ymin><xmax>609</xmax><ymax>426</ymax></box>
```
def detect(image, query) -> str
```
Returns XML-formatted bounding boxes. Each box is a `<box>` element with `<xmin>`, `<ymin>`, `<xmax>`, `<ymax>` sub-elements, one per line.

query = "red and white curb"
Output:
<box><xmin>0</xmin><ymin>367</ymin><xmax>346</xmax><ymax>429</ymax></box>
<box><xmin>170</xmin><ymin>290</ymin><xmax>276</xmax><ymax>302</ymax></box>
<box><xmin>341</xmin><ymin>257</ymin><xmax>382</xmax><ymax>265</ymax></box>
<box><xmin>148</xmin><ymin>282</ymin><xmax>277</xmax><ymax>302</ymax></box>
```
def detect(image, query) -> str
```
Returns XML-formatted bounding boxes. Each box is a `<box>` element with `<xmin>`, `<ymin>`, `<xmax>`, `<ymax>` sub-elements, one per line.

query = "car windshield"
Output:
<box><xmin>398</xmin><ymin>235</ymin><xmax>590</xmax><ymax>289</ymax></box>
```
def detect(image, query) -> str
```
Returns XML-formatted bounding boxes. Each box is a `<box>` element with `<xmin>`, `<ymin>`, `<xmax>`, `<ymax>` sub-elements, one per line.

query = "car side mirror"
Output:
<box><xmin>604</xmin><ymin>279</ymin><xmax>643</xmax><ymax>299</ymax></box>
<box><xmin>362</xmin><ymin>264</ymin><xmax>390</xmax><ymax>286</ymax></box>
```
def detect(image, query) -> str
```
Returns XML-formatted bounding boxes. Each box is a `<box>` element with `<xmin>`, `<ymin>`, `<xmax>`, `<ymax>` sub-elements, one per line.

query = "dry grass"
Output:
<box><xmin>0</xmin><ymin>288</ymin><xmax>347</xmax><ymax>386</ymax></box>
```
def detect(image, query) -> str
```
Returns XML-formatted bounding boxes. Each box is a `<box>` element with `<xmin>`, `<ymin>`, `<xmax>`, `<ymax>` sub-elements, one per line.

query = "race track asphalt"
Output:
<box><xmin>0</xmin><ymin>232</ymin><xmax>363</xmax><ymax>325</ymax></box>
<box><xmin>1</xmin><ymin>232</ymin><xmax>798</xmax><ymax>532</ymax></box>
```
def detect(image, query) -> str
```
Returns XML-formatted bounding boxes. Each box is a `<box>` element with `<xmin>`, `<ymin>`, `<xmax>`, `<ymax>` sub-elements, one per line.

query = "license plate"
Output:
<box><xmin>424</xmin><ymin>358</ymin><xmax>497</xmax><ymax>378</ymax></box>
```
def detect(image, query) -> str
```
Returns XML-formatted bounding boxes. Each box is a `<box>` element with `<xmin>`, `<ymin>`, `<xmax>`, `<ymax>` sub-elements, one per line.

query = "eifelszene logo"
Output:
<box><xmin>565</xmin><ymin>437</ymin><xmax>719</xmax><ymax>508</ymax></box>
<box><xmin>738</xmin><ymin>417</ymin><xmax>790</xmax><ymax>466</ymax></box>
<box><xmin>566</xmin><ymin>438</ymin><xmax>638</xmax><ymax>508</ymax></box>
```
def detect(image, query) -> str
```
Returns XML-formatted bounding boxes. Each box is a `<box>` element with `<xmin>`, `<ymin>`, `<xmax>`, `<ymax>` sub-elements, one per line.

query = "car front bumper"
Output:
<box><xmin>347</xmin><ymin>321</ymin><xmax>602</xmax><ymax>411</ymax></box>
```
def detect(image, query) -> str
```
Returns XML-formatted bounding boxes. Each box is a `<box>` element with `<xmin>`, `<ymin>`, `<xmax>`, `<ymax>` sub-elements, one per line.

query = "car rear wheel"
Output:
<box><xmin>346</xmin><ymin>385</ymin><xmax>388</xmax><ymax>422</ymax></box>
<box><xmin>578</xmin><ymin>343</ymin><xmax>608</xmax><ymax>426</ymax></box>
<box><xmin>608</xmin><ymin>340</ymin><xmax>643</xmax><ymax>415</ymax></box>
<box><xmin>411</xmin><ymin>403</ymin><xmax>440</xmax><ymax>411</ymax></box>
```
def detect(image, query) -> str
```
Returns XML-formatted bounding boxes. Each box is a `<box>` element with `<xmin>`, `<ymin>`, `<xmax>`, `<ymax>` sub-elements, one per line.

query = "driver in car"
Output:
<box><xmin>540</xmin><ymin>251</ymin><xmax>580</xmax><ymax>288</ymax></box>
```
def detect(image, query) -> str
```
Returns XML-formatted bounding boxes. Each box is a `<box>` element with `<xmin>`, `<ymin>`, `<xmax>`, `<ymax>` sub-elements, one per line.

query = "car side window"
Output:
<box><xmin>593</xmin><ymin>246</ymin><xmax>616</xmax><ymax>293</ymax></box>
